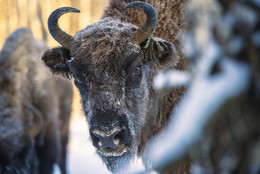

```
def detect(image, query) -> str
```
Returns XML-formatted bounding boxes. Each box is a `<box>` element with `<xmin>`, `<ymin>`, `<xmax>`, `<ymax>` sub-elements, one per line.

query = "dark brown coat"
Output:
<box><xmin>0</xmin><ymin>28</ymin><xmax>73</xmax><ymax>174</ymax></box>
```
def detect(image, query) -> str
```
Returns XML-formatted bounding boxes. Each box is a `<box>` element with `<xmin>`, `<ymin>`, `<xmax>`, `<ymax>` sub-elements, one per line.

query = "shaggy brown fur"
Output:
<box><xmin>0</xmin><ymin>28</ymin><xmax>73</xmax><ymax>174</ymax></box>
<box><xmin>42</xmin><ymin>0</ymin><xmax>189</xmax><ymax>173</ymax></box>
<box><xmin>103</xmin><ymin>0</ymin><xmax>185</xmax><ymax>42</ymax></box>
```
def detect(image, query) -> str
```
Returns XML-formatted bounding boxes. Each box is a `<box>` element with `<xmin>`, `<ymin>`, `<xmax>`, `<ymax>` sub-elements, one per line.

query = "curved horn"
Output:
<box><xmin>48</xmin><ymin>7</ymin><xmax>80</xmax><ymax>50</ymax></box>
<box><xmin>124</xmin><ymin>2</ymin><xmax>158</xmax><ymax>44</ymax></box>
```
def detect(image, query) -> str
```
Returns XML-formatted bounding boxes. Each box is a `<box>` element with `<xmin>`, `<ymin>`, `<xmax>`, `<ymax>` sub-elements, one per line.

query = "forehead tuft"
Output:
<box><xmin>73</xmin><ymin>18</ymin><xmax>140</xmax><ymax>67</ymax></box>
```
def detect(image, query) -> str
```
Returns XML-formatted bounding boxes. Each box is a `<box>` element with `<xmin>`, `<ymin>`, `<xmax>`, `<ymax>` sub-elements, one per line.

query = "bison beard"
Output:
<box><xmin>42</xmin><ymin>0</ymin><xmax>189</xmax><ymax>173</ymax></box>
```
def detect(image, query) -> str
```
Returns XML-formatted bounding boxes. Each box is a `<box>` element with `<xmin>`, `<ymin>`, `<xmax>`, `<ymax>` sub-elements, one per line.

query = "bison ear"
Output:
<box><xmin>143</xmin><ymin>37</ymin><xmax>180</xmax><ymax>68</ymax></box>
<box><xmin>42</xmin><ymin>47</ymin><xmax>71</xmax><ymax>78</ymax></box>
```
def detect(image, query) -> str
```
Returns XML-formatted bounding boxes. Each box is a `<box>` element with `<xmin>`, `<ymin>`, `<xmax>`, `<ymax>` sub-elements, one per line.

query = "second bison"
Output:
<box><xmin>0</xmin><ymin>28</ymin><xmax>73</xmax><ymax>174</ymax></box>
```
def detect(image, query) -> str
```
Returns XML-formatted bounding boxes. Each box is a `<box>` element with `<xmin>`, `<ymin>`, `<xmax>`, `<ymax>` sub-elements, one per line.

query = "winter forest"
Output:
<box><xmin>0</xmin><ymin>0</ymin><xmax>259</xmax><ymax>174</ymax></box>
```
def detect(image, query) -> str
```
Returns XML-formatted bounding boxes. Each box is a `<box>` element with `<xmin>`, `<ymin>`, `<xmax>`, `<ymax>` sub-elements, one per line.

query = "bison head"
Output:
<box><xmin>42</xmin><ymin>2</ymin><xmax>180</xmax><ymax>172</ymax></box>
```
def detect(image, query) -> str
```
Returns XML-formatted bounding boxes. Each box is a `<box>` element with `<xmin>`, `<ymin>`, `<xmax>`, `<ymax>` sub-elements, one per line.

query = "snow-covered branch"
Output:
<box><xmin>145</xmin><ymin>56</ymin><xmax>250</xmax><ymax>171</ymax></box>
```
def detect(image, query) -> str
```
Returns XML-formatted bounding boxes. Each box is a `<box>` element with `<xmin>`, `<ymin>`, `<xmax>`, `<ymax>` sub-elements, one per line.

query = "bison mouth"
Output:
<box><xmin>97</xmin><ymin>144</ymin><xmax>129</xmax><ymax>157</ymax></box>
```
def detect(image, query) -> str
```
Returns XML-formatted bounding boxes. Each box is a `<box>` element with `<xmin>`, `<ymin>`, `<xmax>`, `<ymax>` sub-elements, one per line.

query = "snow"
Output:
<box><xmin>53</xmin><ymin>165</ymin><xmax>60</xmax><ymax>174</ymax></box>
<box><xmin>196</xmin><ymin>41</ymin><xmax>220</xmax><ymax>76</ymax></box>
<box><xmin>143</xmin><ymin>42</ymin><xmax>251</xmax><ymax>171</ymax></box>
<box><xmin>54</xmin><ymin>113</ymin><xmax>111</xmax><ymax>174</ymax></box>
<box><xmin>153</xmin><ymin>70</ymin><xmax>191</xmax><ymax>89</ymax></box>
<box><xmin>180</xmin><ymin>32</ymin><xmax>196</xmax><ymax>58</ymax></box>
<box><xmin>67</xmin><ymin>113</ymin><xmax>111</xmax><ymax>174</ymax></box>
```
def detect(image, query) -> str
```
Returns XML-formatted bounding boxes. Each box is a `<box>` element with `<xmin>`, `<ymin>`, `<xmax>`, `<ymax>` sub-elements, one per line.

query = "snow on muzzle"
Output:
<box><xmin>89</xmin><ymin>109</ymin><xmax>131</xmax><ymax>156</ymax></box>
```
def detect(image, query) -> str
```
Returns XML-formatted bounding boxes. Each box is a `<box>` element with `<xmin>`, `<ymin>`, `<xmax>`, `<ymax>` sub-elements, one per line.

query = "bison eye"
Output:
<box><xmin>133</xmin><ymin>66</ymin><xmax>142</xmax><ymax>76</ymax></box>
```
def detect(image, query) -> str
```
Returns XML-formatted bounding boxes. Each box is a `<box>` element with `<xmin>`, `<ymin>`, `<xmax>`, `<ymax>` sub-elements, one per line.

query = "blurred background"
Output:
<box><xmin>0</xmin><ymin>0</ymin><xmax>111</xmax><ymax>173</ymax></box>
<box><xmin>1</xmin><ymin>0</ymin><xmax>259</xmax><ymax>173</ymax></box>
<box><xmin>0</xmin><ymin>0</ymin><xmax>109</xmax><ymax>48</ymax></box>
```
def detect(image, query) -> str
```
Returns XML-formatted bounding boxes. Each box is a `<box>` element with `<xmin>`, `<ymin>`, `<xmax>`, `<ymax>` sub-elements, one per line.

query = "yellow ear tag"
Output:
<box><xmin>144</xmin><ymin>38</ymin><xmax>151</xmax><ymax>49</ymax></box>
<box><xmin>143</xmin><ymin>29</ymin><xmax>155</xmax><ymax>49</ymax></box>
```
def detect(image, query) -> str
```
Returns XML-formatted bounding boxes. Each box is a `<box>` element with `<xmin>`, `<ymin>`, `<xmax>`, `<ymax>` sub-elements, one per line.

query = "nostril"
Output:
<box><xmin>113</xmin><ymin>129</ymin><xmax>125</xmax><ymax>145</ymax></box>
<box><xmin>90</xmin><ymin>132</ymin><xmax>103</xmax><ymax>147</ymax></box>
<box><xmin>93</xmin><ymin>132</ymin><xmax>102</xmax><ymax>140</ymax></box>
<box><xmin>90</xmin><ymin>127</ymin><xmax>127</xmax><ymax>151</ymax></box>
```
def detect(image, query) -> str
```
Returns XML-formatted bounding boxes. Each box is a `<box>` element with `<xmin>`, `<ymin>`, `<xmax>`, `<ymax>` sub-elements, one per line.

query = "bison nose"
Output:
<box><xmin>90</xmin><ymin>128</ymin><xmax>126</xmax><ymax>151</ymax></box>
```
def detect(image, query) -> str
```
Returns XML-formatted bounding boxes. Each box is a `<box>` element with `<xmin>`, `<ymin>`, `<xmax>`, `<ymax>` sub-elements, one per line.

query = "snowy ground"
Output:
<box><xmin>55</xmin><ymin>113</ymin><xmax>111</xmax><ymax>174</ymax></box>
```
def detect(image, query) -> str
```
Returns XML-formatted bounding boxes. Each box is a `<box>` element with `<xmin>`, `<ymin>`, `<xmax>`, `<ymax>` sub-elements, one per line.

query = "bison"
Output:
<box><xmin>0</xmin><ymin>28</ymin><xmax>73</xmax><ymax>174</ymax></box>
<box><xmin>42</xmin><ymin>0</ymin><xmax>190</xmax><ymax>173</ymax></box>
